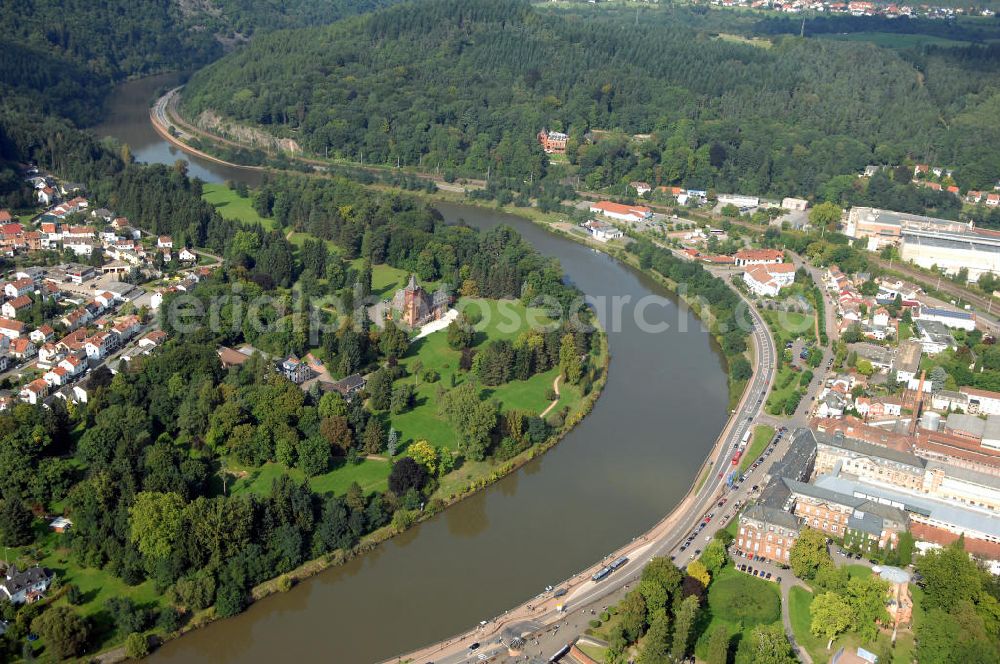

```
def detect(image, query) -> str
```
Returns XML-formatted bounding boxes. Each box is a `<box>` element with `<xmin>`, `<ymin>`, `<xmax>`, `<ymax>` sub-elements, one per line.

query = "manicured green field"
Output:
<box><xmin>789</xmin><ymin>586</ymin><xmax>827</xmax><ymax>662</ymax></box>
<box><xmin>762</xmin><ymin>309</ymin><xmax>815</xmax><ymax>415</ymax></box>
<box><xmin>202</xmin><ymin>183</ymin><xmax>277</xmax><ymax>229</ymax></box>
<box><xmin>22</xmin><ymin>530</ymin><xmax>168</xmax><ymax>649</ymax></box>
<box><xmin>789</xmin><ymin>572</ymin><xmax>917</xmax><ymax>663</ymax></box>
<box><xmin>231</xmin><ymin>458</ymin><xmax>391</xmax><ymax>497</ymax></box>
<box><xmin>694</xmin><ymin>565</ymin><xmax>782</xmax><ymax>659</ymax></box>
<box><xmin>739</xmin><ymin>424</ymin><xmax>774</xmax><ymax>473</ymax></box>
<box><xmin>389</xmin><ymin>298</ymin><xmax>571</xmax><ymax>452</ymax></box>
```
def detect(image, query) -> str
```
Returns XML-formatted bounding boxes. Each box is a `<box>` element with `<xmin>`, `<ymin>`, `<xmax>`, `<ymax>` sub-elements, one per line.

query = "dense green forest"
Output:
<box><xmin>0</xmin><ymin>76</ymin><xmax>604</xmax><ymax>659</ymax></box>
<box><xmin>0</xmin><ymin>0</ymin><xmax>403</xmax><ymax>127</ymax></box>
<box><xmin>180</xmin><ymin>0</ymin><xmax>1000</xmax><ymax>198</ymax></box>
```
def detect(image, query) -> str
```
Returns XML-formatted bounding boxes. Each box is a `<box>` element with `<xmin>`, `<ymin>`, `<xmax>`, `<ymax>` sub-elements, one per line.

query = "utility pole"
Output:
<box><xmin>800</xmin><ymin>18</ymin><xmax>806</xmax><ymax>38</ymax></box>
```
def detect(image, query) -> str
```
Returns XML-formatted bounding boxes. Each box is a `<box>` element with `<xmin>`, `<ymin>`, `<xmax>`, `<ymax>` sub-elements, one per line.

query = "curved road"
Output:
<box><xmin>392</xmin><ymin>287</ymin><xmax>777</xmax><ymax>664</ymax></box>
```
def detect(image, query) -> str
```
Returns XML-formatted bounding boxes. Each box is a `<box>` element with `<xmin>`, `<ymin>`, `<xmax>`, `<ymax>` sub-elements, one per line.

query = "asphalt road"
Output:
<box><xmin>396</xmin><ymin>283</ymin><xmax>779</xmax><ymax>664</ymax></box>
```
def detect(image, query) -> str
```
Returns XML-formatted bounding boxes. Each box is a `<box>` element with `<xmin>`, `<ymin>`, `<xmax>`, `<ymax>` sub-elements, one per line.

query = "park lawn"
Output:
<box><xmin>230</xmin><ymin>458</ymin><xmax>390</xmax><ymax>498</ymax></box>
<box><xmin>789</xmin><ymin>586</ymin><xmax>828</xmax><ymax>663</ymax></box>
<box><xmin>347</xmin><ymin>259</ymin><xmax>425</xmax><ymax>299</ymax></box>
<box><xmin>693</xmin><ymin>564</ymin><xmax>782</xmax><ymax>659</ymax></box>
<box><xmin>24</xmin><ymin>531</ymin><xmax>167</xmax><ymax>649</ymax></box>
<box><xmin>577</xmin><ymin>641</ymin><xmax>608</xmax><ymax>662</ymax></box>
<box><xmin>739</xmin><ymin>424</ymin><xmax>774</xmax><ymax>473</ymax></box>
<box><xmin>843</xmin><ymin>563</ymin><xmax>873</xmax><ymax>580</ymax></box>
<box><xmin>789</xmin><ymin>576</ymin><xmax>915</xmax><ymax>663</ymax></box>
<box><xmin>389</xmin><ymin>299</ymin><xmax>570</xmax><ymax>452</ymax></box>
<box><xmin>761</xmin><ymin>309</ymin><xmax>814</xmax><ymax>416</ymax></box>
<box><xmin>202</xmin><ymin>183</ymin><xmax>277</xmax><ymax>230</ymax></box>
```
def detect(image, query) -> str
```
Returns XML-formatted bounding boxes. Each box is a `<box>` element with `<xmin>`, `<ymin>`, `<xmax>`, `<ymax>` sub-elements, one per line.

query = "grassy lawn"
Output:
<box><xmin>694</xmin><ymin>565</ymin><xmax>782</xmax><ymax>659</ymax></box>
<box><xmin>761</xmin><ymin>309</ymin><xmax>815</xmax><ymax>415</ymax></box>
<box><xmin>202</xmin><ymin>183</ymin><xmax>277</xmax><ymax>230</ymax></box>
<box><xmin>9</xmin><ymin>529</ymin><xmax>169</xmax><ymax>651</ymax></box>
<box><xmin>739</xmin><ymin>424</ymin><xmax>774</xmax><ymax>473</ymax></box>
<box><xmin>789</xmin><ymin>586</ymin><xmax>828</xmax><ymax>662</ymax></box>
<box><xmin>230</xmin><ymin>458</ymin><xmax>391</xmax><ymax>497</ymax></box>
<box><xmin>789</xmin><ymin>573</ymin><xmax>916</xmax><ymax>663</ymax></box>
<box><xmin>577</xmin><ymin>641</ymin><xmax>608</xmax><ymax>662</ymax></box>
<box><xmin>389</xmin><ymin>298</ymin><xmax>571</xmax><ymax>452</ymax></box>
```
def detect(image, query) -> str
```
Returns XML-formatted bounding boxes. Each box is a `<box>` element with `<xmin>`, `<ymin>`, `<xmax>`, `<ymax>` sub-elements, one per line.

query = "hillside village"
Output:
<box><xmin>0</xmin><ymin>166</ymin><xmax>218</xmax><ymax>410</ymax></box>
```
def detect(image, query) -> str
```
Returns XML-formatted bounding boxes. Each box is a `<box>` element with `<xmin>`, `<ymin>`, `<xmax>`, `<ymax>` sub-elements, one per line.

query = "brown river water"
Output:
<box><xmin>93</xmin><ymin>74</ymin><xmax>729</xmax><ymax>663</ymax></box>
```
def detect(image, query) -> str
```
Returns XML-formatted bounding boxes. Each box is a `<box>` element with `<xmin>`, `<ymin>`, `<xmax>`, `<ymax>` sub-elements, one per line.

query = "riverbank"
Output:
<box><xmin>153</xmin><ymin>86</ymin><xmax>748</xmax><ymax>407</ymax></box>
<box><xmin>95</xmin><ymin>81</ymin><xmax>739</xmax><ymax>663</ymax></box>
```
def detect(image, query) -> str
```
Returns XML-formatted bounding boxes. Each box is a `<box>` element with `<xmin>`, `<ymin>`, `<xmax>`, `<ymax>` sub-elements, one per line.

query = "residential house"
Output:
<box><xmin>0</xmin><ymin>566</ymin><xmax>54</xmax><ymax>605</ymax></box>
<box><xmin>389</xmin><ymin>275</ymin><xmax>450</xmax><ymax>328</ymax></box>
<box><xmin>629</xmin><ymin>181</ymin><xmax>652</xmax><ymax>196</ymax></box>
<box><xmin>279</xmin><ymin>356</ymin><xmax>312</xmax><ymax>384</ymax></box>
<box><xmin>19</xmin><ymin>379</ymin><xmax>49</xmax><ymax>405</ymax></box>
<box><xmin>36</xmin><ymin>344</ymin><xmax>62</xmax><ymax>368</ymax></box>
<box><xmin>4</xmin><ymin>278</ymin><xmax>34</xmax><ymax>298</ymax></box>
<box><xmin>1</xmin><ymin>295</ymin><xmax>32</xmax><ymax>319</ymax></box>
<box><xmin>581</xmin><ymin>219</ymin><xmax>624</xmax><ymax>243</ymax></box>
<box><xmin>0</xmin><ymin>318</ymin><xmax>25</xmax><ymax>340</ymax></box>
<box><xmin>49</xmin><ymin>517</ymin><xmax>72</xmax><ymax>533</ymax></box>
<box><xmin>733</xmin><ymin>248</ymin><xmax>784</xmax><ymax>266</ymax></box>
<box><xmin>84</xmin><ymin>333</ymin><xmax>116</xmax><ymax>360</ymax></box>
<box><xmin>324</xmin><ymin>373</ymin><xmax>367</xmax><ymax>400</ymax></box>
<box><xmin>29</xmin><ymin>325</ymin><xmax>54</xmax><ymax>345</ymax></box>
<box><xmin>893</xmin><ymin>339</ymin><xmax>922</xmax><ymax>384</ymax></box>
<box><xmin>8</xmin><ymin>338</ymin><xmax>36</xmax><ymax>360</ymax></box>
<box><xmin>178</xmin><ymin>247</ymin><xmax>197</xmax><ymax>262</ymax></box>
<box><xmin>157</xmin><ymin>235</ymin><xmax>173</xmax><ymax>249</ymax></box>
<box><xmin>915</xmin><ymin>320</ymin><xmax>957</xmax><ymax>355</ymax></box>
<box><xmin>43</xmin><ymin>366</ymin><xmax>69</xmax><ymax>388</ymax></box>
<box><xmin>536</xmin><ymin>129</ymin><xmax>568</xmax><ymax>154</ymax></box>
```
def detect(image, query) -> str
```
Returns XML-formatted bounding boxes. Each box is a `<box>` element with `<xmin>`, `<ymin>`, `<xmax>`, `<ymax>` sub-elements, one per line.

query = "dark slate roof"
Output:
<box><xmin>815</xmin><ymin>430</ymin><xmax>925</xmax><ymax>469</ymax></box>
<box><xmin>742</xmin><ymin>504</ymin><xmax>800</xmax><ymax>532</ymax></box>
<box><xmin>766</xmin><ymin>427</ymin><xmax>817</xmax><ymax>482</ymax></box>
<box><xmin>2</xmin><ymin>566</ymin><xmax>52</xmax><ymax>596</ymax></box>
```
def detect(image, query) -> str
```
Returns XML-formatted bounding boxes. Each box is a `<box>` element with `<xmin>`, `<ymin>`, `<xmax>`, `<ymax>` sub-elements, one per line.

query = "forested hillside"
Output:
<box><xmin>0</xmin><ymin>0</ymin><xmax>403</xmax><ymax>127</ymax></box>
<box><xmin>180</xmin><ymin>0</ymin><xmax>1000</xmax><ymax>197</ymax></box>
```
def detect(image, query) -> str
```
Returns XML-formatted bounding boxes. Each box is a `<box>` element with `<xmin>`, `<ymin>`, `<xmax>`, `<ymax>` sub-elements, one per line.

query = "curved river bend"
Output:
<box><xmin>95</xmin><ymin>75</ymin><xmax>729</xmax><ymax>663</ymax></box>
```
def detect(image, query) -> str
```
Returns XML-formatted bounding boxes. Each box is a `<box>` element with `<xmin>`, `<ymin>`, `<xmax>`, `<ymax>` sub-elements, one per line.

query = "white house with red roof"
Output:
<box><xmin>178</xmin><ymin>247</ymin><xmax>197</xmax><ymax>262</ymax></box>
<box><xmin>20</xmin><ymin>379</ymin><xmax>49</xmax><ymax>405</ymax></box>
<box><xmin>1</xmin><ymin>295</ymin><xmax>32</xmax><ymax>320</ymax></box>
<box><xmin>157</xmin><ymin>235</ymin><xmax>173</xmax><ymax>249</ymax></box>
<box><xmin>29</xmin><ymin>325</ymin><xmax>54</xmax><ymax>345</ymax></box>
<box><xmin>733</xmin><ymin>248</ymin><xmax>785</xmax><ymax>266</ymax></box>
<box><xmin>37</xmin><ymin>343</ymin><xmax>63</xmax><ymax>368</ymax></box>
<box><xmin>58</xmin><ymin>355</ymin><xmax>86</xmax><ymax>378</ymax></box>
<box><xmin>9</xmin><ymin>338</ymin><xmax>35</xmax><ymax>360</ymax></box>
<box><xmin>0</xmin><ymin>318</ymin><xmax>25</xmax><ymax>340</ymax></box>
<box><xmin>37</xmin><ymin>187</ymin><xmax>55</xmax><ymax>205</ymax></box>
<box><xmin>588</xmin><ymin>201</ymin><xmax>652</xmax><ymax>223</ymax></box>
<box><xmin>43</xmin><ymin>366</ymin><xmax>69</xmax><ymax>388</ymax></box>
<box><xmin>742</xmin><ymin>263</ymin><xmax>797</xmax><ymax>297</ymax></box>
<box><xmin>4</xmin><ymin>278</ymin><xmax>34</xmax><ymax>298</ymax></box>
<box><xmin>84</xmin><ymin>332</ymin><xmax>116</xmax><ymax>360</ymax></box>
<box><xmin>112</xmin><ymin>315</ymin><xmax>141</xmax><ymax>343</ymax></box>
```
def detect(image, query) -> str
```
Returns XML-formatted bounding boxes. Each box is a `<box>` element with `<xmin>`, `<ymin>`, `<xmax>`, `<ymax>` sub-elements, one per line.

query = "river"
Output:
<box><xmin>93</xmin><ymin>75</ymin><xmax>729</xmax><ymax>663</ymax></box>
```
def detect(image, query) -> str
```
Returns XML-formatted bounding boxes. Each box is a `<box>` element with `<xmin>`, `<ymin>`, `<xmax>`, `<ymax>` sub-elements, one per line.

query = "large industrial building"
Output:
<box><xmin>843</xmin><ymin>207</ymin><xmax>1000</xmax><ymax>282</ymax></box>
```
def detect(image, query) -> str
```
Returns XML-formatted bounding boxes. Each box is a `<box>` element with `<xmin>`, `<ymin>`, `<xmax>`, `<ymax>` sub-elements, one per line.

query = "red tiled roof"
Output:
<box><xmin>590</xmin><ymin>201</ymin><xmax>652</xmax><ymax>217</ymax></box>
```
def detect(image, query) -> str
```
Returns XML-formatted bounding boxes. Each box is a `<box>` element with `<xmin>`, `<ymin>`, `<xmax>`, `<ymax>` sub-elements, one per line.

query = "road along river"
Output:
<box><xmin>95</xmin><ymin>75</ymin><xmax>730</xmax><ymax>663</ymax></box>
